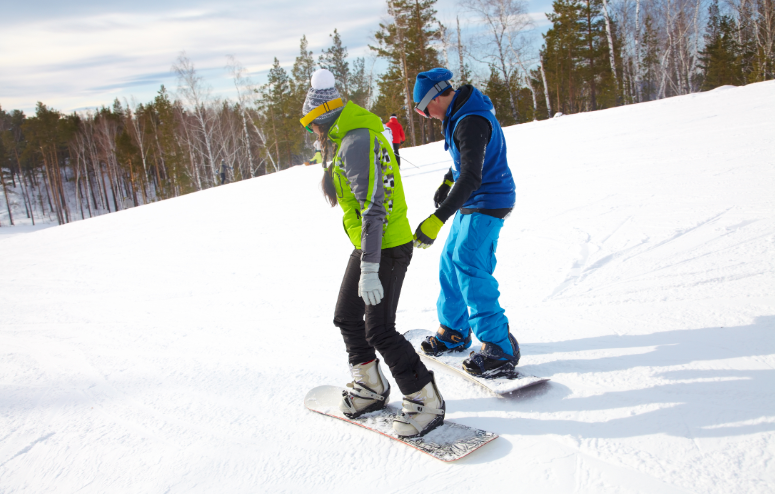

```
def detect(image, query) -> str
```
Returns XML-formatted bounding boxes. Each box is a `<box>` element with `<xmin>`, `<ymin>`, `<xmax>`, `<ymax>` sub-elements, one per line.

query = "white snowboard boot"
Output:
<box><xmin>339</xmin><ymin>359</ymin><xmax>391</xmax><ymax>418</ymax></box>
<box><xmin>392</xmin><ymin>372</ymin><xmax>445</xmax><ymax>438</ymax></box>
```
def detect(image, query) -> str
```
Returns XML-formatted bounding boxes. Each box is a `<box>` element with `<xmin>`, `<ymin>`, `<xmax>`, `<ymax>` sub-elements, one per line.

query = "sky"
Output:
<box><xmin>0</xmin><ymin>0</ymin><xmax>552</xmax><ymax>115</ymax></box>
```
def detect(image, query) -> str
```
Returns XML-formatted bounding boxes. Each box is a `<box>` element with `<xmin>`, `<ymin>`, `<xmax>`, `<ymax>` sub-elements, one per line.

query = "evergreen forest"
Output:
<box><xmin>1</xmin><ymin>0</ymin><xmax>772</xmax><ymax>226</ymax></box>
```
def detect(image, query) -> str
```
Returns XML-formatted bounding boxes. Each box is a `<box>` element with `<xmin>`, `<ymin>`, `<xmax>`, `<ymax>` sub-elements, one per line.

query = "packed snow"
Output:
<box><xmin>1</xmin><ymin>81</ymin><xmax>774</xmax><ymax>493</ymax></box>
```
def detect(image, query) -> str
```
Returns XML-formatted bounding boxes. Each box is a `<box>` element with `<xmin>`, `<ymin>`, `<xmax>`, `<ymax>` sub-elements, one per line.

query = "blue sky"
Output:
<box><xmin>1</xmin><ymin>0</ymin><xmax>553</xmax><ymax>114</ymax></box>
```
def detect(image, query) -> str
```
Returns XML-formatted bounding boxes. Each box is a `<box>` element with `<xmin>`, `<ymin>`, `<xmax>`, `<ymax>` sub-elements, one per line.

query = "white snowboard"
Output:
<box><xmin>404</xmin><ymin>329</ymin><xmax>550</xmax><ymax>395</ymax></box>
<box><xmin>304</xmin><ymin>385</ymin><xmax>497</xmax><ymax>462</ymax></box>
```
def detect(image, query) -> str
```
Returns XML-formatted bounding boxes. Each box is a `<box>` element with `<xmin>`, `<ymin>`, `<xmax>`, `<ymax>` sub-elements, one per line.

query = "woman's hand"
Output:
<box><xmin>358</xmin><ymin>262</ymin><xmax>384</xmax><ymax>305</ymax></box>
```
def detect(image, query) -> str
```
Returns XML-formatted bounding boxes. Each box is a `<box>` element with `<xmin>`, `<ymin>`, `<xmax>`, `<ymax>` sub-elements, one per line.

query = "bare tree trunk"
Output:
<box><xmin>56</xmin><ymin>149</ymin><xmax>71</xmax><ymax>223</ymax></box>
<box><xmin>690</xmin><ymin>0</ymin><xmax>702</xmax><ymax>91</ymax></box>
<box><xmin>100</xmin><ymin>162</ymin><xmax>113</xmax><ymax>212</ymax></box>
<box><xmin>457</xmin><ymin>17</ymin><xmax>467</xmax><ymax>82</ymax></box>
<box><xmin>19</xmin><ymin>162</ymin><xmax>35</xmax><ymax>225</ymax></box>
<box><xmin>540</xmin><ymin>58</ymin><xmax>553</xmax><ymax>117</ymax></box>
<box><xmin>600</xmin><ymin>0</ymin><xmax>620</xmax><ymax>101</ymax></box>
<box><xmin>269</xmin><ymin>106</ymin><xmax>282</xmax><ymax>169</ymax></box>
<box><xmin>247</xmin><ymin>116</ymin><xmax>277</xmax><ymax>173</ymax></box>
<box><xmin>390</xmin><ymin>0</ymin><xmax>417</xmax><ymax>147</ymax></box>
<box><xmin>0</xmin><ymin>165</ymin><xmax>14</xmax><ymax>225</ymax></box>
<box><xmin>659</xmin><ymin>1</ymin><xmax>674</xmax><ymax>99</ymax></box>
<box><xmin>74</xmin><ymin>150</ymin><xmax>84</xmax><ymax>219</ymax></box>
<box><xmin>41</xmin><ymin>149</ymin><xmax>61</xmax><ymax>224</ymax></box>
<box><xmin>634</xmin><ymin>0</ymin><xmax>643</xmax><ymax>102</ymax></box>
<box><xmin>11</xmin><ymin>148</ymin><xmax>33</xmax><ymax>223</ymax></box>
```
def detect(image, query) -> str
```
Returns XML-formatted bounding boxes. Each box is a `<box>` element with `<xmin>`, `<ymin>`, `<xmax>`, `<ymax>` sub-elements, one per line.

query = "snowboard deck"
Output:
<box><xmin>304</xmin><ymin>385</ymin><xmax>498</xmax><ymax>462</ymax></box>
<box><xmin>404</xmin><ymin>329</ymin><xmax>550</xmax><ymax>395</ymax></box>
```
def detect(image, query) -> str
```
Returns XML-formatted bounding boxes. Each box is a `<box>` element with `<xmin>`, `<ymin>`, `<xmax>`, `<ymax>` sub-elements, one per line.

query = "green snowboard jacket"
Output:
<box><xmin>327</xmin><ymin>102</ymin><xmax>413</xmax><ymax>263</ymax></box>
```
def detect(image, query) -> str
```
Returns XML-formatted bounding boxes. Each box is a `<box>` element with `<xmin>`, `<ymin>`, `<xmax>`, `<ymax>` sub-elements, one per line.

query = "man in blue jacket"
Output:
<box><xmin>412</xmin><ymin>67</ymin><xmax>520</xmax><ymax>378</ymax></box>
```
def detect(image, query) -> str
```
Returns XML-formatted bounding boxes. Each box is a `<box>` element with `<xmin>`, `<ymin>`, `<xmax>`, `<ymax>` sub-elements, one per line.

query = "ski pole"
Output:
<box><xmin>400</xmin><ymin>156</ymin><xmax>420</xmax><ymax>169</ymax></box>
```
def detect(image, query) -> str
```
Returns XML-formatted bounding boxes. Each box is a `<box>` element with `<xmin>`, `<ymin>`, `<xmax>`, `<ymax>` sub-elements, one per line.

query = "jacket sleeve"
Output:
<box><xmin>398</xmin><ymin>123</ymin><xmax>405</xmax><ymax>142</ymax></box>
<box><xmin>433</xmin><ymin>115</ymin><xmax>491</xmax><ymax>223</ymax></box>
<box><xmin>339</xmin><ymin>128</ymin><xmax>385</xmax><ymax>264</ymax></box>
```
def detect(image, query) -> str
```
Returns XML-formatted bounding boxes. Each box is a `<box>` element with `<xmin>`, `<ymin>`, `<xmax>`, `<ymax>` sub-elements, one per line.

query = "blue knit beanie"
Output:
<box><xmin>413</xmin><ymin>68</ymin><xmax>454</xmax><ymax>104</ymax></box>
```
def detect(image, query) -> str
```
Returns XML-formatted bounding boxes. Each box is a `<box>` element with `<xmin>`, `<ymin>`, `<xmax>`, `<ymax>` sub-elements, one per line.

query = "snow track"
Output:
<box><xmin>1</xmin><ymin>81</ymin><xmax>774</xmax><ymax>492</ymax></box>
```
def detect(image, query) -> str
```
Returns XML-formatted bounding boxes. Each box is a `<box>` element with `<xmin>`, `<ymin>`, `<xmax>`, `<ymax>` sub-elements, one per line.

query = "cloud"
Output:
<box><xmin>0</xmin><ymin>0</ymin><xmax>554</xmax><ymax>113</ymax></box>
<box><xmin>0</xmin><ymin>0</ymin><xmax>386</xmax><ymax>112</ymax></box>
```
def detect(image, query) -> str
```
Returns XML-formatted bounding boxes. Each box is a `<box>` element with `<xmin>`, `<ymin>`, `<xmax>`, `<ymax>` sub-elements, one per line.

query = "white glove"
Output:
<box><xmin>358</xmin><ymin>261</ymin><xmax>384</xmax><ymax>306</ymax></box>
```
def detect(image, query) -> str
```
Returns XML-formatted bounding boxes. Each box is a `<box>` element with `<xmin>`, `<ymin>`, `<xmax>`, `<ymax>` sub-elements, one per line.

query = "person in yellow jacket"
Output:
<box><xmin>305</xmin><ymin>140</ymin><xmax>323</xmax><ymax>165</ymax></box>
<box><xmin>300</xmin><ymin>69</ymin><xmax>444</xmax><ymax>438</ymax></box>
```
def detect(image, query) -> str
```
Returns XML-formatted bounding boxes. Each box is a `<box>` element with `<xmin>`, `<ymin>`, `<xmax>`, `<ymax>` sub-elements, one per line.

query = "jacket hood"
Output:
<box><xmin>328</xmin><ymin>101</ymin><xmax>385</xmax><ymax>142</ymax></box>
<box><xmin>446</xmin><ymin>85</ymin><xmax>494</xmax><ymax>123</ymax></box>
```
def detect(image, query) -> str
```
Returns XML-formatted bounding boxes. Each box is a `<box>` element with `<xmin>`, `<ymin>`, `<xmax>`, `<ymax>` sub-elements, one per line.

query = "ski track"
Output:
<box><xmin>0</xmin><ymin>81</ymin><xmax>774</xmax><ymax>492</ymax></box>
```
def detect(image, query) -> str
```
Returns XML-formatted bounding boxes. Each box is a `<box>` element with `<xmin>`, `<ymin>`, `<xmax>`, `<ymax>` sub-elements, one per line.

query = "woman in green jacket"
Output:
<box><xmin>300</xmin><ymin>69</ymin><xmax>444</xmax><ymax>438</ymax></box>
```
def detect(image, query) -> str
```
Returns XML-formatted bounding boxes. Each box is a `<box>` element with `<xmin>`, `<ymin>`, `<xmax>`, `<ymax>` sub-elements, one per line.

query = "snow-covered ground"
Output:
<box><xmin>1</xmin><ymin>82</ymin><xmax>774</xmax><ymax>493</ymax></box>
<box><xmin>0</xmin><ymin>224</ymin><xmax>56</xmax><ymax>242</ymax></box>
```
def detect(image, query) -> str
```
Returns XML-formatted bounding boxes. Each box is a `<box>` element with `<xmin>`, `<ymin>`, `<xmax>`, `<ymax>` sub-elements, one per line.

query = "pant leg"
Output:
<box><xmin>333</xmin><ymin>250</ymin><xmax>374</xmax><ymax>365</ymax></box>
<box><xmin>364</xmin><ymin>242</ymin><xmax>432</xmax><ymax>395</ymax></box>
<box><xmin>453</xmin><ymin>213</ymin><xmax>512</xmax><ymax>354</ymax></box>
<box><xmin>392</xmin><ymin>142</ymin><xmax>401</xmax><ymax>167</ymax></box>
<box><xmin>437</xmin><ymin>212</ymin><xmax>471</xmax><ymax>333</ymax></box>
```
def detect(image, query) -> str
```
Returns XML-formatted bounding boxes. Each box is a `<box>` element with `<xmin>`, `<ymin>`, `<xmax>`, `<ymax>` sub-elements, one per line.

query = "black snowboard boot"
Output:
<box><xmin>420</xmin><ymin>326</ymin><xmax>472</xmax><ymax>356</ymax></box>
<box><xmin>462</xmin><ymin>333</ymin><xmax>521</xmax><ymax>379</ymax></box>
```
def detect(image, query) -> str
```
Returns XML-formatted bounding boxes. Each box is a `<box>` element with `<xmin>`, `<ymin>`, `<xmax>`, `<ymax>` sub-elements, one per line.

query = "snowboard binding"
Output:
<box><xmin>420</xmin><ymin>326</ymin><xmax>472</xmax><ymax>356</ymax></box>
<box><xmin>340</xmin><ymin>383</ymin><xmax>389</xmax><ymax>419</ymax></box>
<box><xmin>339</xmin><ymin>359</ymin><xmax>391</xmax><ymax>419</ymax></box>
<box><xmin>393</xmin><ymin>372</ymin><xmax>445</xmax><ymax>439</ymax></box>
<box><xmin>462</xmin><ymin>334</ymin><xmax>521</xmax><ymax>380</ymax></box>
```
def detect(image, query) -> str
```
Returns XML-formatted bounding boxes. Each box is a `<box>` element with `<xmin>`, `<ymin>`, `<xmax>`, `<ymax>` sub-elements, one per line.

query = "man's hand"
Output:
<box><xmin>434</xmin><ymin>179</ymin><xmax>454</xmax><ymax>208</ymax></box>
<box><xmin>413</xmin><ymin>214</ymin><xmax>444</xmax><ymax>249</ymax></box>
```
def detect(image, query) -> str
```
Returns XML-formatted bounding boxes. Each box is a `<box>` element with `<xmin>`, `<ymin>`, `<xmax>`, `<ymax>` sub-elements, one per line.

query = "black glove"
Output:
<box><xmin>433</xmin><ymin>179</ymin><xmax>454</xmax><ymax>208</ymax></box>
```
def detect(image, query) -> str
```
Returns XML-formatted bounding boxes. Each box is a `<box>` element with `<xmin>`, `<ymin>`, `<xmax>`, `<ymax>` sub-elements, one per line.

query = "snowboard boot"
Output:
<box><xmin>339</xmin><ymin>358</ymin><xmax>391</xmax><ymax>419</ymax></box>
<box><xmin>392</xmin><ymin>372</ymin><xmax>445</xmax><ymax>438</ymax></box>
<box><xmin>462</xmin><ymin>333</ymin><xmax>521</xmax><ymax>379</ymax></box>
<box><xmin>420</xmin><ymin>326</ymin><xmax>472</xmax><ymax>356</ymax></box>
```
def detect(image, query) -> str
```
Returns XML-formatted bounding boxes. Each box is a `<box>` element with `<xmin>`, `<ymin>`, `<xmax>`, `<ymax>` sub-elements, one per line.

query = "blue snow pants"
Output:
<box><xmin>437</xmin><ymin>212</ymin><xmax>512</xmax><ymax>355</ymax></box>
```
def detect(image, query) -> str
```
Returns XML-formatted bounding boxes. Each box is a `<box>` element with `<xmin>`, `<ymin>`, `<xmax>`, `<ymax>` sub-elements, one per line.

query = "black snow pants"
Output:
<box><xmin>392</xmin><ymin>142</ymin><xmax>401</xmax><ymax>168</ymax></box>
<box><xmin>334</xmin><ymin>242</ymin><xmax>431</xmax><ymax>395</ymax></box>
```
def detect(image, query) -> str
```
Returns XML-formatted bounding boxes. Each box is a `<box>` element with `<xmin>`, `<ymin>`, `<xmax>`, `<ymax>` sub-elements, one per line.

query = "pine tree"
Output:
<box><xmin>542</xmin><ymin>0</ymin><xmax>585</xmax><ymax>114</ymax></box>
<box><xmin>320</xmin><ymin>29</ymin><xmax>350</xmax><ymax>98</ymax></box>
<box><xmin>640</xmin><ymin>15</ymin><xmax>661</xmax><ymax>101</ymax></box>
<box><xmin>699</xmin><ymin>0</ymin><xmax>744</xmax><ymax>89</ymax></box>
<box><xmin>152</xmin><ymin>85</ymin><xmax>190</xmax><ymax>194</ymax></box>
<box><xmin>293</xmin><ymin>35</ymin><xmax>317</xmax><ymax>86</ymax></box>
<box><xmin>372</xmin><ymin>0</ymin><xmax>444</xmax><ymax>145</ymax></box>
<box><xmin>484</xmin><ymin>66</ymin><xmax>514</xmax><ymax>126</ymax></box>
<box><xmin>579</xmin><ymin>0</ymin><xmax>609</xmax><ymax>110</ymax></box>
<box><xmin>349</xmin><ymin>58</ymin><xmax>372</xmax><ymax>108</ymax></box>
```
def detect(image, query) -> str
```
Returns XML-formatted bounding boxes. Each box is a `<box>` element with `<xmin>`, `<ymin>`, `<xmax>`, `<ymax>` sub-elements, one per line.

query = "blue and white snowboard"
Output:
<box><xmin>404</xmin><ymin>329</ymin><xmax>549</xmax><ymax>395</ymax></box>
<box><xmin>304</xmin><ymin>385</ymin><xmax>497</xmax><ymax>462</ymax></box>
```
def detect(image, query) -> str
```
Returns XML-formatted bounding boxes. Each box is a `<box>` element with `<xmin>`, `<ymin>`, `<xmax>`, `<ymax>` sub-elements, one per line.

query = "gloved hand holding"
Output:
<box><xmin>433</xmin><ymin>179</ymin><xmax>454</xmax><ymax>208</ymax></box>
<box><xmin>358</xmin><ymin>261</ymin><xmax>384</xmax><ymax>305</ymax></box>
<box><xmin>413</xmin><ymin>214</ymin><xmax>444</xmax><ymax>249</ymax></box>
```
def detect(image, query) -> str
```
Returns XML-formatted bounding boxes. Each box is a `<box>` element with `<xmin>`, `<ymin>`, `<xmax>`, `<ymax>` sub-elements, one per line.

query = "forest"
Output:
<box><xmin>1</xmin><ymin>0</ymin><xmax>772</xmax><ymax>226</ymax></box>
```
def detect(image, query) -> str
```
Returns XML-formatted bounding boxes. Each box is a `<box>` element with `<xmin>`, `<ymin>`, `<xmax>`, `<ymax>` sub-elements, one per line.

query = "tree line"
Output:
<box><xmin>1</xmin><ymin>0</ymin><xmax>772</xmax><ymax>226</ymax></box>
<box><xmin>467</xmin><ymin>0</ymin><xmax>773</xmax><ymax>123</ymax></box>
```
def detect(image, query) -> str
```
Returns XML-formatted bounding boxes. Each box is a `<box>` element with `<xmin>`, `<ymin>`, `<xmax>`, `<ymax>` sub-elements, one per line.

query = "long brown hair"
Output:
<box><xmin>318</xmin><ymin>126</ymin><xmax>338</xmax><ymax>207</ymax></box>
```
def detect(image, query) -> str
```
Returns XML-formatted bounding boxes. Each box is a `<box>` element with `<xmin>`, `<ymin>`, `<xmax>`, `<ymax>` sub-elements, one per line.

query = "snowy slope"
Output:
<box><xmin>1</xmin><ymin>82</ymin><xmax>774</xmax><ymax>493</ymax></box>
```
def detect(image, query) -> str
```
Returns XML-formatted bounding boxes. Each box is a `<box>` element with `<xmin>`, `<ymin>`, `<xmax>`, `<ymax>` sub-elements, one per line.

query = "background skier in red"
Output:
<box><xmin>385</xmin><ymin>114</ymin><xmax>405</xmax><ymax>167</ymax></box>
